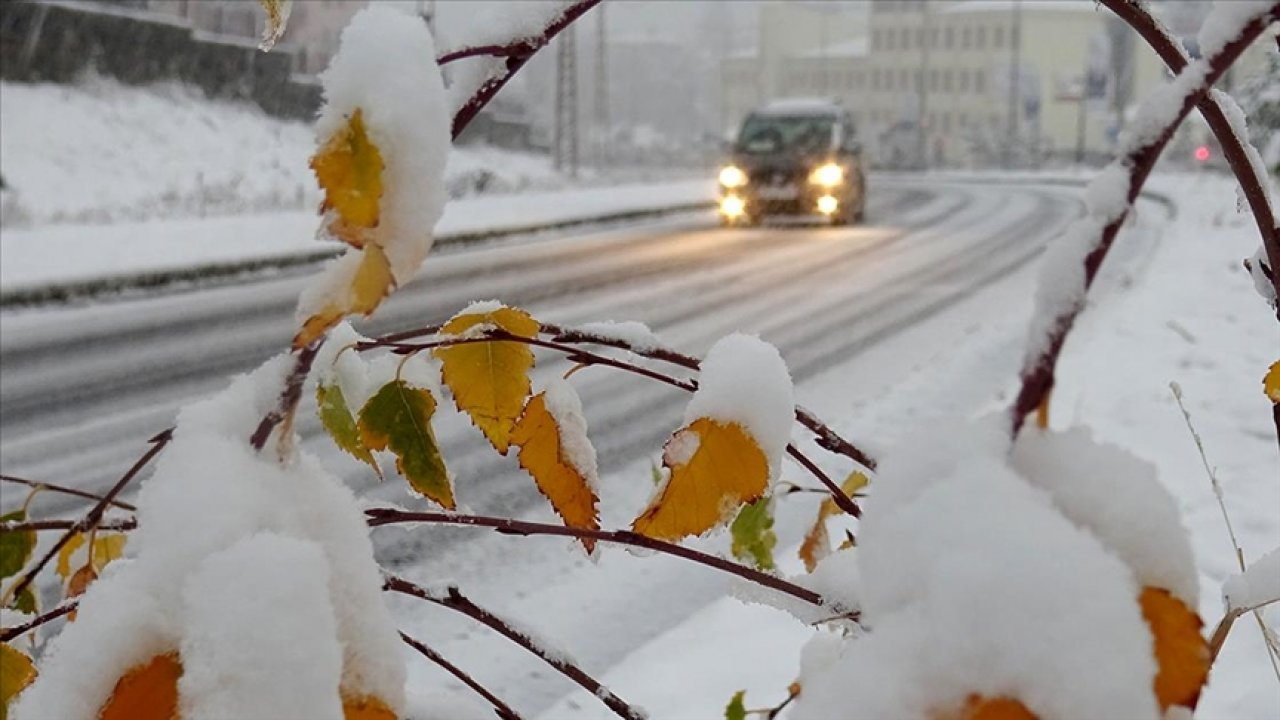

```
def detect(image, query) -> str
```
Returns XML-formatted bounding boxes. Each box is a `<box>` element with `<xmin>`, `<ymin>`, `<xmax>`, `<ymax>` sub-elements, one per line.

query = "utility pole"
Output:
<box><xmin>554</xmin><ymin>24</ymin><xmax>579</xmax><ymax>178</ymax></box>
<box><xmin>594</xmin><ymin>4</ymin><xmax>608</xmax><ymax>168</ymax></box>
<box><xmin>1004</xmin><ymin>0</ymin><xmax>1022</xmax><ymax>168</ymax></box>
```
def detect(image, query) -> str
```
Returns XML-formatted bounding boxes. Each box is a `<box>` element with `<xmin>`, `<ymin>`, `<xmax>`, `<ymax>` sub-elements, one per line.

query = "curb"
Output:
<box><xmin>0</xmin><ymin>200</ymin><xmax>715</xmax><ymax>308</ymax></box>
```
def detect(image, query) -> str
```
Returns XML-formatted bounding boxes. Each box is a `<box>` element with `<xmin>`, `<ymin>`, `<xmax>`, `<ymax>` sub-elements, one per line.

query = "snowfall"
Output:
<box><xmin>3</xmin><ymin>9</ymin><xmax>1280</xmax><ymax>720</ymax></box>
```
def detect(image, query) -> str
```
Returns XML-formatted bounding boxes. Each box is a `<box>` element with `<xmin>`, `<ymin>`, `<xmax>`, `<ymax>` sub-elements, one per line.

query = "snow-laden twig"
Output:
<box><xmin>1</xmin><ymin>518</ymin><xmax>136</xmax><ymax>534</ymax></box>
<box><xmin>0</xmin><ymin>474</ymin><xmax>136</xmax><ymax>512</ymax></box>
<box><xmin>398</xmin><ymin>630</ymin><xmax>525</xmax><ymax>720</ymax></box>
<box><xmin>383</xmin><ymin>575</ymin><xmax>646</xmax><ymax>720</ymax></box>
<box><xmin>358</xmin><ymin>323</ymin><xmax>868</xmax><ymax>517</ymax></box>
<box><xmin>2</xmin><ymin>428</ymin><xmax>171</xmax><ymax>604</ymax></box>
<box><xmin>1010</xmin><ymin>3</ymin><xmax>1279</xmax><ymax>436</ymax></box>
<box><xmin>1171</xmin><ymin>383</ymin><xmax>1280</xmax><ymax>677</ymax></box>
<box><xmin>366</xmin><ymin>508</ymin><xmax>834</xmax><ymax>611</ymax></box>
<box><xmin>1100</xmin><ymin>0</ymin><xmax>1280</xmax><ymax>315</ymax></box>
<box><xmin>0</xmin><ymin>599</ymin><xmax>77</xmax><ymax>643</ymax></box>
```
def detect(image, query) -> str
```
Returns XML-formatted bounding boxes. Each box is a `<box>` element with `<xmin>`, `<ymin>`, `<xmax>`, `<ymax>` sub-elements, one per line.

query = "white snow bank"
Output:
<box><xmin>683</xmin><ymin>333</ymin><xmax>795</xmax><ymax>481</ymax></box>
<box><xmin>1223</xmin><ymin>546</ymin><xmax>1280</xmax><ymax>612</ymax></box>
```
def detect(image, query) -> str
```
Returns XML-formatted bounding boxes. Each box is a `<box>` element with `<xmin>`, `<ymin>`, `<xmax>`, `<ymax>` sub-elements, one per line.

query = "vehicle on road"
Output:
<box><xmin>717</xmin><ymin>98</ymin><xmax>867</xmax><ymax>227</ymax></box>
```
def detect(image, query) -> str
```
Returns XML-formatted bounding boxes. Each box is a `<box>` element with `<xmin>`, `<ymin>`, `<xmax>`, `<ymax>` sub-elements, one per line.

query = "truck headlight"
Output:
<box><xmin>809</xmin><ymin>163</ymin><xmax>843</xmax><ymax>187</ymax></box>
<box><xmin>718</xmin><ymin>165</ymin><xmax>748</xmax><ymax>188</ymax></box>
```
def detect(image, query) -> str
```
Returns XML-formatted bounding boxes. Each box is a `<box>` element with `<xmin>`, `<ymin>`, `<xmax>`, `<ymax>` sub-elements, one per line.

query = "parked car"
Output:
<box><xmin>717</xmin><ymin>99</ymin><xmax>867</xmax><ymax>227</ymax></box>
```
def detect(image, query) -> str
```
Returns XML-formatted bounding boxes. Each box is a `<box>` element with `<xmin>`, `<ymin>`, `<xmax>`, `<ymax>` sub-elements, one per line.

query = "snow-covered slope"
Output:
<box><xmin>0</xmin><ymin>75</ymin><xmax>562</xmax><ymax>227</ymax></box>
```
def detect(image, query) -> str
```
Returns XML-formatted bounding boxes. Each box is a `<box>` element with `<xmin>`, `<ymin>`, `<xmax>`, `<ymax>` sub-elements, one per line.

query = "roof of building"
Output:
<box><xmin>941</xmin><ymin>0</ymin><xmax>1098</xmax><ymax>15</ymax></box>
<box><xmin>794</xmin><ymin>38</ymin><xmax>869</xmax><ymax>59</ymax></box>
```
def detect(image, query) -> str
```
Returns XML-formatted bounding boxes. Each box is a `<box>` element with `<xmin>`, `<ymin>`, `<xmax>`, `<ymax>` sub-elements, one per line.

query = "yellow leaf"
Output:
<box><xmin>1265</xmin><ymin>360</ymin><xmax>1280</xmax><ymax>403</ymax></box>
<box><xmin>295</xmin><ymin>244</ymin><xmax>394</xmax><ymax>349</ymax></box>
<box><xmin>1140</xmin><ymin>586</ymin><xmax>1208</xmax><ymax>711</ymax></box>
<box><xmin>311</xmin><ymin>109</ymin><xmax>384</xmax><ymax>249</ymax></box>
<box><xmin>342</xmin><ymin>694</ymin><xmax>397</xmax><ymax>720</ymax></box>
<box><xmin>798</xmin><ymin>471</ymin><xmax>868</xmax><ymax>572</ymax></box>
<box><xmin>57</xmin><ymin>532</ymin><xmax>127</xmax><ymax>579</ymax></box>
<box><xmin>632</xmin><ymin>418</ymin><xmax>769</xmax><ymax>542</ymax></box>
<box><xmin>1</xmin><ymin>644</ymin><xmax>38</xmax><ymax>720</ymax></box>
<box><xmin>510</xmin><ymin>392</ymin><xmax>600</xmax><ymax>552</ymax></box>
<box><xmin>435</xmin><ymin>305</ymin><xmax>540</xmax><ymax>454</ymax></box>
<box><xmin>935</xmin><ymin>695</ymin><xmax>1037</xmax><ymax>720</ymax></box>
<box><xmin>98</xmin><ymin>652</ymin><xmax>182</xmax><ymax>720</ymax></box>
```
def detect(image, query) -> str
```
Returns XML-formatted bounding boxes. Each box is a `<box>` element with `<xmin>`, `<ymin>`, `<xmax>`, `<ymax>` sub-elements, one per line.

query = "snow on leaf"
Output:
<box><xmin>1265</xmin><ymin>360</ymin><xmax>1280</xmax><ymax>403</ymax></box>
<box><xmin>730</xmin><ymin>497</ymin><xmax>776</xmax><ymax>571</ymax></box>
<box><xmin>258</xmin><ymin>0</ymin><xmax>292</xmax><ymax>51</ymax></box>
<box><xmin>510</xmin><ymin>391</ymin><xmax>600</xmax><ymax>553</ymax></box>
<box><xmin>98</xmin><ymin>652</ymin><xmax>182</xmax><ymax>720</ymax></box>
<box><xmin>358</xmin><ymin>380</ymin><xmax>453</xmax><ymax>509</ymax></box>
<box><xmin>724</xmin><ymin>690</ymin><xmax>747</xmax><ymax>720</ymax></box>
<box><xmin>798</xmin><ymin>471</ymin><xmax>868</xmax><ymax>573</ymax></box>
<box><xmin>632</xmin><ymin>418</ymin><xmax>769</xmax><ymax>542</ymax></box>
<box><xmin>1139</xmin><ymin>586</ymin><xmax>1208</xmax><ymax>712</ymax></box>
<box><xmin>312</xmin><ymin>109</ymin><xmax>384</xmax><ymax>250</ymax></box>
<box><xmin>435</xmin><ymin>304</ymin><xmax>540</xmax><ymax>454</ymax></box>
<box><xmin>342</xmin><ymin>694</ymin><xmax>397</xmax><ymax>720</ymax></box>
<box><xmin>1</xmin><ymin>643</ymin><xmax>37</xmax><ymax>720</ymax></box>
<box><xmin>295</xmin><ymin>244</ymin><xmax>395</xmax><ymax>349</ymax></box>
<box><xmin>318</xmin><ymin>381</ymin><xmax>382</xmax><ymax>478</ymax></box>
<box><xmin>0</xmin><ymin>510</ymin><xmax>34</xmax><ymax>580</ymax></box>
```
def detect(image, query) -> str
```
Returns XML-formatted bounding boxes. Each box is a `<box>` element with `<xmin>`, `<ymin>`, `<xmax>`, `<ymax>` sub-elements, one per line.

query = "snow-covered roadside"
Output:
<box><xmin>533</xmin><ymin>172</ymin><xmax>1279</xmax><ymax>719</ymax></box>
<box><xmin>0</xmin><ymin>179</ymin><xmax>716</xmax><ymax>293</ymax></box>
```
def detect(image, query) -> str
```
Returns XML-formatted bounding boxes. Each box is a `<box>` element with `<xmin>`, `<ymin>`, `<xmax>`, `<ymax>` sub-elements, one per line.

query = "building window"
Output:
<box><xmin>899</xmin><ymin>68</ymin><xmax>909</xmax><ymax>89</ymax></box>
<box><xmin>916</xmin><ymin>27</ymin><xmax>924</xmax><ymax>47</ymax></box>
<box><xmin>944</xmin><ymin>27</ymin><xmax>954</xmax><ymax>49</ymax></box>
<box><xmin>943</xmin><ymin>112</ymin><xmax>952</xmax><ymax>132</ymax></box>
<box><xmin>962</xmin><ymin>27</ymin><xmax>972</xmax><ymax>50</ymax></box>
<box><xmin>958</xmin><ymin>69</ymin><xmax>969</xmax><ymax>91</ymax></box>
<box><xmin>943</xmin><ymin>69</ymin><xmax>953</xmax><ymax>92</ymax></box>
<box><xmin>974</xmin><ymin>70</ymin><xmax>985</xmax><ymax>93</ymax></box>
<box><xmin>872</xmin><ymin>68</ymin><xmax>881</xmax><ymax>90</ymax></box>
<box><xmin>900</xmin><ymin>27</ymin><xmax>911</xmax><ymax>49</ymax></box>
<box><xmin>885</xmin><ymin>30</ymin><xmax>895</xmax><ymax>50</ymax></box>
<box><xmin>930</xmin><ymin>27</ymin><xmax>939</xmax><ymax>47</ymax></box>
<box><xmin>976</xmin><ymin>26</ymin><xmax>987</xmax><ymax>49</ymax></box>
<box><xmin>872</xmin><ymin>29</ymin><xmax>881</xmax><ymax>50</ymax></box>
<box><xmin>914</xmin><ymin>69</ymin><xmax>922</xmax><ymax>91</ymax></box>
<box><xmin>993</xmin><ymin>26</ymin><xmax>1004</xmax><ymax>48</ymax></box>
<box><xmin>930</xmin><ymin>69</ymin><xmax>939</xmax><ymax>91</ymax></box>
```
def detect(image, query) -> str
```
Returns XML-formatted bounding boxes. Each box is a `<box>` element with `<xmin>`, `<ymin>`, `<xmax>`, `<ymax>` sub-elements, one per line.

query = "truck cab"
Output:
<box><xmin>717</xmin><ymin>99</ymin><xmax>867</xmax><ymax>227</ymax></box>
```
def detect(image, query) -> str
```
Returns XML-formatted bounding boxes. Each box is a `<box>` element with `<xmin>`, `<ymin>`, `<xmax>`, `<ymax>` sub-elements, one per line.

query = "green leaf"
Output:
<box><xmin>318</xmin><ymin>382</ymin><xmax>382</xmax><ymax>477</ymax></box>
<box><xmin>730</xmin><ymin>498</ymin><xmax>776</xmax><ymax>571</ymax></box>
<box><xmin>0</xmin><ymin>510</ymin><xmax>35</xmax><ymax>580</ymax></box>
<box><xmin>725</xmin><ymin>690</ymin><xmax>747</xmax><ymax>720</ymax></box>
<box><xmin>12</xmin><ymin>586</ymin><xmax>37</xmax><ymax>615</ymax></box>
<box><xmin>358</xmin><ymin>380</ymin><xmax>454</xmax><ymax>509</ymax></box>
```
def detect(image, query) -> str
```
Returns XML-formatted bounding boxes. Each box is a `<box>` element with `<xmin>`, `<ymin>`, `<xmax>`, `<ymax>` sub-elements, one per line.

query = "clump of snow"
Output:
<box><xmin>17</xmin><ymin>357</ymin><xmax>407</xmax><ymax>719</ymax></box>
<box><xmin>572</xmin><ymin>320</ymin><xmax>661</xmax><ymax>353</ymax></box>
<box><xmin>435</xmin><ymin>1</ymin><xmax>573</xmax><ymax>57</ymax></box>
<box><xmin>1245</xmin><ymin>246</ymin><xmax>1277</xmax><ymax>306</ymax></box>
<box><xmin>540</xmin><ymin>378</ymin><xmax>599</xmax><ymax>489</ymax></box>
<box><xmin>314</xmin><ymin>321</ymin><xmax>374</xmax><ymax>406</ymax></box>
<box><xmin>663</xmin><ymin>429</ymin><xmax>701</xmax><ymax>466</ymax></box>
<box><xmin>795</xmin><ymin>419</ymin><xmax>1166</xmax><ymax>720</ymax></box>
<box><xmin>684</xmin><ymin>334</ymin><xmax>794</xmax><ymax>481</ymax></box>
<box><xmin>445</xmin><ymin>299</ymin><xmax>506</xmax><ymax>325</ymax></box>
<box><xmin>796</xmin><ymin>548</ymin><xmax>861</xmax><ymax>615</ymax></box>
<box><xmin>298</xmin><ymin>5</ymin><xmax>451</xmax><ymax>324</ymax></box>
<box><xmin>1210</xmin><ymin>89</ymin><xmax>1278</xmax><ymax>223</ymax></box>
<box><xmin>1012</xmin><ymin>427</ymin><xmax>1199</xmax><ymax>606</ymax></box>
<box><xmin>1223</xmin><ymin>546</ymin><xmax>1280</xmax><ymax>612</ymax></box>
<box><xmin>179</xmin><ymin>533</ymin><xmax>343</xmax><ymax>720</ymax></box>
<box><xmin>1123</xmin><ymin>61</ymin><xmax>1209</xmax><ymax>153</ymax></box>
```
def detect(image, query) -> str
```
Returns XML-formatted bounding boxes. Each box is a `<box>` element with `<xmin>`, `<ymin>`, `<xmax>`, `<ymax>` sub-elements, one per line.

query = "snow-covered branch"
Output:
<box><xmin>1101</xmin><ymin>0</ymin><xmax>1280</xmax><ymax>313</ymax></box>
<box><xmin>1011</xmin><ymin>2</ymin><xmax>1279</xmax><ymax>436</ymax></box>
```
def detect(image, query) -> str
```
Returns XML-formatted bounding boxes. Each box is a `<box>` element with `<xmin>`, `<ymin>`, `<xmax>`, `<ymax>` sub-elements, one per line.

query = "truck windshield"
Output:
<box><xmin>736</xmin><ymin>115</ymin><xmax>836</xmax><ymax>155</ymax></box>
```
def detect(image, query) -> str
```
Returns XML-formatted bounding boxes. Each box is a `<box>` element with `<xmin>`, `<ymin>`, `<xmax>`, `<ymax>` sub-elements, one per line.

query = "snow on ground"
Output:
<box><xmin>534</xmin><ymin>172</ymin><xmax>1280</xmax><ymax>719</ymax></box>
<box><xmin>0</xmin><ymin>75</ymin><xmax>645</xmax><ymax>230</ymax></box>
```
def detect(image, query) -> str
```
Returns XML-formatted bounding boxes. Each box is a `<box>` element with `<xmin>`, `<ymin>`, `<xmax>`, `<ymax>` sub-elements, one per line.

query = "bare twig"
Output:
<box><xmin>1100</xmin><ymin>0</ymin><xmax>1280</xmax><ymax>313</ymax></box>
<box><xmin>3</xmin><ymin>429</ymin><xmax>171</xmax><ymax>604</ymax></box>
<box><xmin>1011</xmin><ymin>6</ymin><xmax>1279</xmax><ymax>435</ymax></box>
<box><xmin>399</xmin><ymin>630</ymin><xmax>524</xmax><ymax>720</ymax></box>
<box><xmin>384</xmin><ymin>575</ymin><xmax>644</xmax><ymax>720</ymax></box>
<box><xmin>0</xmin><ymin>475</ymin><xmax>136</xmax><ymax>512</ymax></box>
<box><xmin>1171</xmin><ymin>383</ymin><xmax>1280</xmax><ymax>678</ymax></box>
<box><xmin>367</xmin><ymin>508</ymin><xmax>835</xmax><ymax>611</ymax></box>
<box><xmin>0</xmin><ymin>599</ymin><xmax>77</xmax><ymax>643</ymax></box>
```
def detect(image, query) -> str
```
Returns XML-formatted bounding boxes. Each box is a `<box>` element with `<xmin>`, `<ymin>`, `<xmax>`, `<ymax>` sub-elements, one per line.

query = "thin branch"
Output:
<box><xmin>2</xmin><ymin>518</ymin><xmax>136</xmax><ymax>534</ymax></box>
<box><xmin>0</xmin><ymin>475</ymin><xmax>136</xmax><ymax>512</ymax></box>
<box><xmin>449</xmin><ymin>1</ymin><xmax>602</xmax><ymax>139</ymax></box>
<box><xmin>249</xmin><ymin>340</ymin><xmax>321</xmax><ymax>452</ymax></box>
<box><xmin>1100</xmin><ymin>0</ymin><xmax>1280</xmax><ymax>314</ymax></box>
<box><xmin>399</xmin><ymin>630</ymin><xmax>524</xmax><ymax>720</ymax></box>
<box><xmin>1010</xmin><ymin>6</ymin><xmax>1278</xmax><ymax>435</ymax></box>
<box><xmin>3</xmin><ymin>429</ymin><xmax>171</xmax><ymax>604</ymax></box>
<box><xmin>360</xmin><ymin>327</ymin><xmax>862</xmax><ymax>518</ymax></box>
<box><xmin>0</xmin><ymin>599</ymin><xmax>77</xmax><ymax>643</ymax></box>
<box><xmin>384</xmin><ymin>575</ymin><xmax>645</xmax><ymax>720</ymax></box>
<box><xmin>366</xmin><ymin>508</ymin><xmax>833</xmax><ymax>610</ymax></box>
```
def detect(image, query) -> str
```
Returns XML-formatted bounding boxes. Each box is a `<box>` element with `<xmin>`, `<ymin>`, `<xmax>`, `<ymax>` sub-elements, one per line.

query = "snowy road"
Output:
<box><xmin>1</xmin><ymin>177</ymin><xmax>1088</xmax><ymax>715</ymax></box>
